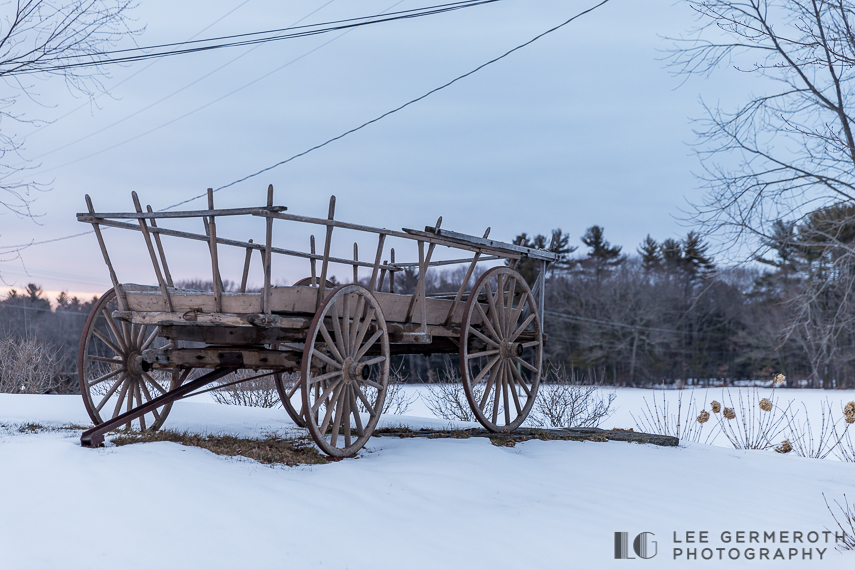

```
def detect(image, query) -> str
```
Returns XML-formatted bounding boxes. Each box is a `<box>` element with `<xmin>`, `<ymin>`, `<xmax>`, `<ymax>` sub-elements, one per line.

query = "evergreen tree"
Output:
<box><xmin>638</xmin><ymin>235</ymin><xmax>661</xmax><ymax>271</ymax></box>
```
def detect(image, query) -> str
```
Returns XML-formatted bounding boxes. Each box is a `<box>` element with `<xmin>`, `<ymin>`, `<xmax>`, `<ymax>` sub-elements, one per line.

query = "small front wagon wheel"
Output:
<box><xmin>460</xmin><ymin>267</ymin><xmax>543</xmax><ymax>432</ymax></box>
<box><xmin>79</xmin><ymin>288</ymin><xmax>179</xmax><ymax>431</ymax></box>
<box><xmin>301</xmin><ymin>284</ymin><xmax>390</xmax><ymax>458</ymax></box>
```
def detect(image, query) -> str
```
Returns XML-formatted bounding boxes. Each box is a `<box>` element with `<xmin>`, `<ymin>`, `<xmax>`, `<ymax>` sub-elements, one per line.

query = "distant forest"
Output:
<box><xmin>3</xmin><ymin>205</ymin><xmax>855</xmax><ymax>390</ymax></box>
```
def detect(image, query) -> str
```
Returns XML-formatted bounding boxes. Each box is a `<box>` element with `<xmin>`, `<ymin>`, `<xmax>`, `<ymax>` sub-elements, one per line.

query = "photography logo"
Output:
<box><xmin>615</xmin><ymin>532</ymin><xmax>657</xmax><ymax>560</ymax></box>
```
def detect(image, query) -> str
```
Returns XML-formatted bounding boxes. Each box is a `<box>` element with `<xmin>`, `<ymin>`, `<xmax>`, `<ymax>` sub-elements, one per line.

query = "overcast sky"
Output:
<box><xmin>0</xmin><ymin>0</ymin><xmax>748</xmax><ymax>300</ymax></box>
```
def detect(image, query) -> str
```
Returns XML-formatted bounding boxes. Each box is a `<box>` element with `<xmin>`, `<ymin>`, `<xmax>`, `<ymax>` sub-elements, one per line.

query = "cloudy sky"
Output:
<box><xmin>0</xmin><ymin>0</ymin><xmax>748</xmax><ymax>300</ymax></box>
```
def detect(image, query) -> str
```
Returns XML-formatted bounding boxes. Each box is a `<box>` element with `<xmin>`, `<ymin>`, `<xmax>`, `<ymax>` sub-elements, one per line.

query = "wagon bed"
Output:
<box><xmin>76</xmin><ymin>185</ymin><xmax>560</xmax><ymax>457</ymax></box>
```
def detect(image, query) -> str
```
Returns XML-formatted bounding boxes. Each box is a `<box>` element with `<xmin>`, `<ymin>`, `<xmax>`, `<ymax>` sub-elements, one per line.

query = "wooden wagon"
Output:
<box><xmin>76</xmin><ymin>186</ymin><xmax>561</xmax><ymax>457</ymax></box>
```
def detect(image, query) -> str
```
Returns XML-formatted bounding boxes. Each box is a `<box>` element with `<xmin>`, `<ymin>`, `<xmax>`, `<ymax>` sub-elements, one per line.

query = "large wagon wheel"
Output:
<box><xmin>275</xmin><ymin>277</ymin><xmax>334</xmax><ymax>427</ymax></box>
<box><xmin>301</xmin><ymin>284</ymin><xmax>390</xmax><ymax>458</ymax></box>
<box><xmin>79</xmin><ymin>288</ymin><xmax>179</xmax><ymax>431</ymax></box>
<box><xmin>460</xmin><ymin>267</ymin><xmax>543</xmax><ymax>432</ymax></box>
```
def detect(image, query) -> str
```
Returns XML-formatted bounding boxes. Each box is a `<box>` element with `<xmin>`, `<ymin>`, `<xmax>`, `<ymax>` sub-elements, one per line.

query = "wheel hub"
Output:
<box><xmin>127</xmin><ymin>351</ymin><xmax>145</xmax><ymax>377</ymax></box>
<box><xmin>342</xmin><ymin>357</ymin><xmax>366</xmax><ymax>385</ymax></box>
<box><xmin>499</xmin><ymin>339</ymin><xmax>521</xmax><ymax>360</ymax></box>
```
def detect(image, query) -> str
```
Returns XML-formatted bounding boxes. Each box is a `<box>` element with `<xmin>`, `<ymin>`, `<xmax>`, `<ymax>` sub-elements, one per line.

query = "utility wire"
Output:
<box><xmin>23</xmin><ymin>0</ymin><xmax>255</xmax><ymax>140</ymax></box>
<box><xmin>2</xmin><ymin>1</ymin><xmax>501</xmax><ymax>75</ymax></box>
<box><xmin>168</xmin><ymin>0</ymin><xmax>612</xmax><ymax>208</ymax></box>
<box><xmin>1</xmin><ymin>0</ymin><xmax>611</xmax><ymax>250</ymax></box>
<box><xmin>28</xmin><ymin>0</ymin><xmax>338</xmax><ymax>162</ymax></box>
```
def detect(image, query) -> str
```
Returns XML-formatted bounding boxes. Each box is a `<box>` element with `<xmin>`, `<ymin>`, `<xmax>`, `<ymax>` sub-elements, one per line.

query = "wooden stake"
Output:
<box><xmin>368</xmin><ymin>233</ymin><xmax>386</xmax><ymax>292</ymax></box>
<box><xmin>132</xmin><ymin>192</ymin><xmax>173</xmax><ymax>312</ymax></box>
<box><xmin>207</xmin><ymin>189</ymin><xmax>223</xmax><ymax>313</ymax></box>
<box><xmin>317</xmin><ymin>195</ymin><xmax>336</xmax><ymax>308</ymax></box>
<box><xmin>263</xmin><ymin>185</ymin><xmax>274</xmax><ymax>314</ymax></box>
<box><xmin>240</xmin><ymin>239</ymin><xmax>254</xmax><ymax>293</ymax></box>
<box><xmin>310</xmin><ymin>235</ymin><xmax>317</xmax><ymax>286</ymax></box>
<box><xmin>147</xmin><ymin>205</ymin><xmax>173</xmax><ymax>287</ymax></box>
<box><xmin>444</xmin><ymin>227</ymin><xmax>490</xmax><ymax>326</ymax></box>
<box><xmin>85</xmin><ymin>195</ymin><xmax>128</xmax><ymax>310</ymax></box>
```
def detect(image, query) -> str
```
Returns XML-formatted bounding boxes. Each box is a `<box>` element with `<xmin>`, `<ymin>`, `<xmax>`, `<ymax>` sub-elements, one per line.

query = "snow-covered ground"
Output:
<box><xmin>2</xmin><ymin>389</ymin><xmax>854</xmax><ymax>569</ymax></box>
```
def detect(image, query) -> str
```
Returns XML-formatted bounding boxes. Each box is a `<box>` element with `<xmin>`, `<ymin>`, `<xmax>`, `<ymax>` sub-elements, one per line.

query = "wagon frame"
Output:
<box><xmin>77</xmin><ymin>185</ymin><xmax>561</xmax><ymax>457</ymax></box>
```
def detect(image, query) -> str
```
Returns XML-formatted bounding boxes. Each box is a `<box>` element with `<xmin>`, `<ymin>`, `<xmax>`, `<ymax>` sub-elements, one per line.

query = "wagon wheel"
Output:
<box><xmin>301</xmin><ymin>284</ymin><xmax>390</xmax><ymax>458</ymax></box>
<box><xmin>273</xmin><ymin>370</ymin><xmax>305</xmax><ymax>427</ymax></box>
<box><xmin>79</xmin><ymin>288</ymin><xmax>180</xmax><ymax>431</ymax></box>
<box><xmin>293</xmin><ymin>277</ymin><xmax>334</xmax><ymax>287</ymax></box>
<box><xmin>460</xmin><ymin>267</ymin><xmax>543</xmax><ymax>432</ymax></box>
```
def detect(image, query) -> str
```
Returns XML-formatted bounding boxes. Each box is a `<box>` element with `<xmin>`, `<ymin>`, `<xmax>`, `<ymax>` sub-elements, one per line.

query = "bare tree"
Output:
<box><xmin>0</xmin><ymin>0</ymin><xmax>140</xmax><ymax>216</ymax></box>
<box><xmin>670</xmin><ymin>0</ymin><xmax>855</xmax><ymax>242</ymax></box>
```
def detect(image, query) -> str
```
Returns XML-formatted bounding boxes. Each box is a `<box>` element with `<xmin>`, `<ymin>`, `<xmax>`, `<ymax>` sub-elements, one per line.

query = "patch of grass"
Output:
<box><xmin>17</xmin><ymin>423</ymin><xmax>45</xmax><ymax>433</ymax></box>
<box><xmin>111</xmin><ymin>430</ymin><xmax>329</xmax><ymax>466</ymax></box>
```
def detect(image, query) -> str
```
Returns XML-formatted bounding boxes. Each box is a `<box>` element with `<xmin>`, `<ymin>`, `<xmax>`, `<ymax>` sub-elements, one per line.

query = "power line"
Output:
<box><xmin>23</xmin><ymin>0</ymin><xmax>255</xmax><ymax>141</ymax></box>
<box><xmin>27</xmin><ymin>0</ymin><xmax>339</xmax><ymax>162</ymax></box>
<box><xmin>168</xmin><ymin>0</ymin><xmax>612</xmax><ymax>208</ymax></box>
<box><xmin>1</xmin><ymin>0</ymin><xmax>611</xmax><ymax>250</ymax></box>
<box><xmin>2</xmin><ymin>1</ymin><xmax>502</xmax><ymax>76</ymax></box>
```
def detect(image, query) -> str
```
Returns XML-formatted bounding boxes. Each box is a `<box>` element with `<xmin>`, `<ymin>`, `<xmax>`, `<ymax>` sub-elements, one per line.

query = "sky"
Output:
<box><xmin>0</xmin><ymin>0</ymin><xmax>749</xmax><ymax>301</ymax></box>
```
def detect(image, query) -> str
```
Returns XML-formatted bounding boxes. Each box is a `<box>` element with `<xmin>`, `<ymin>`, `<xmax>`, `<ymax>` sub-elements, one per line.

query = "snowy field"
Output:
<box><xmin>2</xmin><ymin>388</ymin><xmax>855</xmax><ymax>569</ymax></box>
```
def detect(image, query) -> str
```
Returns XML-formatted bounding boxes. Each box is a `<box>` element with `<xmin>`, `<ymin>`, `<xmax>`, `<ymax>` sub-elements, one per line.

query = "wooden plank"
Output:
<box><xmin>121</xmin><ymin>285</ymin><xmax>480</xmax><ymax>326</ymax></box>
<box><xmin>76</xmin><ymin>205</ymin><xmax>286</xmax><ymax>220</ymax></box>
<box><xmin>147</xmin><ymin>205</ymin><xmax>174</xmax><ymax>287</ymax></box>
<box><xmin>421</xmin><ymin>226</ymin><xmax>562</xmax><ymax>261</ymax></box>
<box><xmin>78</xmin><ymin>217</ymin><xmax>398</xmax><ymax>271</ymax></box>
<box><xmin>113</xmin><ymin>310</ymin><xmax>309</xmax><ymax>329</ymax></box>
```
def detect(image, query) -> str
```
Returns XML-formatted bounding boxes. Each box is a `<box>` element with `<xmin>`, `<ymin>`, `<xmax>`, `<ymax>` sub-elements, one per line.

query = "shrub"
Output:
<box><xmin>0</xmin><ymin>335</ymin><xmax>58</xmax><ymax>394</ymax></box>
<box><xmin>530</xmin><ymin>365</ymin><xmax>616</xmax><ymax>429</ymax></box>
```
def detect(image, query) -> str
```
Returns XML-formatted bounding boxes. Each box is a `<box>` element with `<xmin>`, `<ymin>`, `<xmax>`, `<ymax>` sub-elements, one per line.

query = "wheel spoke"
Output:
<box><xmin>475</xmin><ymin>303</ymin><xmax>502</xmax><ymax>344</ymax></box>
<box><xmin>331</xmin><ymin>299</ymin><xmax>349</xmax><ymax>359</ymax></box>
<box><xmin>330</xmin><ymin>388</ymin><xmax>347</xmax><ymax>447</ymax></box>
<box><xmin>495</xmin><ymin>274</ymin><xmax>506</xmax><ymax>335</ymax></box>
<box><xmin>360</xmin><ymin>355</ymin><xmax>386</xmax><ymax>367</ymax></box>
<box><xmin>319</xmin><ymin>382</ymin><xmax>344</xmax><ymax>434</ymax></box>
<box><xmin>93</xmin><ymin>329</ymin><xmax>124</xmax><ymax>358</ymax></box>
<box><xmin>102</xmin><ymin>309</ymin><xmax>128</xmax><ymax>354</ymax></box>
<box><xmin>342</xmin><ymin>389</ymin><xmax>352</xmax><ymax>448</ymax></box>
<box><xmin>505</xmin><ymin>277</ymin><xmax>517</xmax><ymax>337</ymax></box>
<box><xmin>361</xmin><ymin>378</ymin><xmax>384</xmax><ymax>390</ymax></box>
<box><xmin>468</xmin><ymin>326</ymin><xmax>499</xmax><ymax>349</ymax></box>
<box><xmin>341</xmin><ymin>293</ymin><xmax>352</xmax><ymax>356</ymax></box>
<box><xmin>512</xmin><ymin>356</ymin><xmax>538</xmax><ymax>373</ymax></box>
<box><xmin>506</xmin><ymin>362</ymin><xmax>523</xmax><ymax>414</ymax></box>
<box><xmin>473</xmin><ymin>354</ymin><xmax>501</xmax><ymax>384</ymax></box>
<box><xmin>311</xmin><ymin>350</ymin><xmax>342</xmax><ymax>369</ymax></box>
<box><xmin>467</xmin><ymin>349</ymin><xmax>499</xmax><ymax>360</ymax></box>
<box><xmin>87</xmin><ymin>366</ymin><xmax>124</xmax><ymax>387</ymax></box>
<box><xmin>319</xmin><ymin>326</ymin><xmax>343</xmax><ymax>363</ymax></box>
<box><xmin>352</xmin><ymin>307</ymin><xmax>376</xmax><ymax>357</ymax></box>
<box><xmin>112</xmin><ymin>376</ymin><xmax>131</xmax><ymax>419</ymax></box>
<box><xmin>135</xmin><ymin>323</ymin><xmax>147</xmax><ymax>349</ymax></box>
<box><xmin>87</xmin><ymin>355</ymin><xmax>123</xmax><ymax>365</ymax></box>
<box><xmin>287</xmin><ymin>377</ymin><xmax>301</xmax><ymax>398</ymax></box>
<box><xmin>483</xmin><ymin>281</ymin><xmax>504</xmax><ymax>336</ymax></box>
<box><xmin>491</xmin><ymin>363</ymin><xmax>504</xmax><ymax>424</ymax></box>
<box><xmin>353</xmin><ymin>383</ymin><xmax>375</xmax><ymax>416</ymax></box>
<box><xmin>312</xmin><ymin>378</ymin><xmax>342</xmax><ymax>414</ymax></box>
<box><xmin>354</xmin><ymin>329</ymin><xmax>383</xmax><ymax>361</ymax></box>
<box><xmin>140</xmin><ymin>326</ymin><xmax>161</xmax><ymax>351</ymax></box>
<box><xmin>95</xmin><ymin>373</ymin><xmax>125</xmax><ymax>411</ymax></box>
<box><xmin>349</xmin><ymin>388</ymin><xmax>365</xmax><ymax>436</ymax></box>
<box><xmin>509</xmin><ymin>361</ymin><xmax>532</xmax><ymax>398</ymax></box>
<box><xmin>138</xmin><ymin>379</ymin><xmax>162</xmax><ymax>423</ymax></box>
<box><xmin>509</xmin><ymin>313</ymin><xmax>537</xmax><ymax>342</ymax></box>
<box><xmin>502</xmin><ymin>363</ymin><xmax>511</xmax><ymax>425</ymax></box>
<box><xmin>478</xmin><ymin>364</ymin><xmax>500</xmax><ymax>410</ymax></box>
<box><xmin>349</xmin><ymin>297</ymin><xmax>366</xmax><ymax>354</ymax></box>
<box><xmin>520</xmin><ymin>340</ymin><xmax>541</xmax><ymax>349</ymax></box>
<box><xmin>307</xmin><ymin>369</ymin><xmax>342</xmax><ymax>386</ymax></box>
<box><xmin>141</xmin><ymin>372</ymin><xmax>167</xmax><ymax>396</ymax></box>
<box><xmin>135</xmin><ymin>382</ymin><xmax>147</xmax><ymax>431</ymax></box>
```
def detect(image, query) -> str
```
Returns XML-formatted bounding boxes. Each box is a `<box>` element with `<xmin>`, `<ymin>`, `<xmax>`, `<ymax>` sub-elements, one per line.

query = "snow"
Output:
<box><xmin>2</xmin><ymin>390</ymin><xmax>855</xmax><ymax>569</ymax></box>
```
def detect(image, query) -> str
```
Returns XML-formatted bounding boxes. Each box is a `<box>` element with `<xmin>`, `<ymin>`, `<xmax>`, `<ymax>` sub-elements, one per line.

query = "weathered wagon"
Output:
<box><xmin>77</xmin><ymin>186</ymin><xmax>561</xmax><ymax>457</ymax></box>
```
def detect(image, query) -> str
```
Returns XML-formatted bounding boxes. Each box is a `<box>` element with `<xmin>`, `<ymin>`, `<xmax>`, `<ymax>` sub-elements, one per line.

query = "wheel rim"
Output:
<box><xmin>301</xmin><ymin>284</ymin><xmax>389</xmax><ymax>457</ymax></box>
<box><xmin>460</xmin><ymin>267</ymin><xmax>542</xmax><ymax>431</ymax></box>
<box><xmin>79</xmin><ymin>288</ymin><xmax>178</xmax><ymax>431</ymax></box>
<box><xmin>274</xmin><ymin>371</ymin><xmax>306</xmax><ymax>427</ymax></box>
